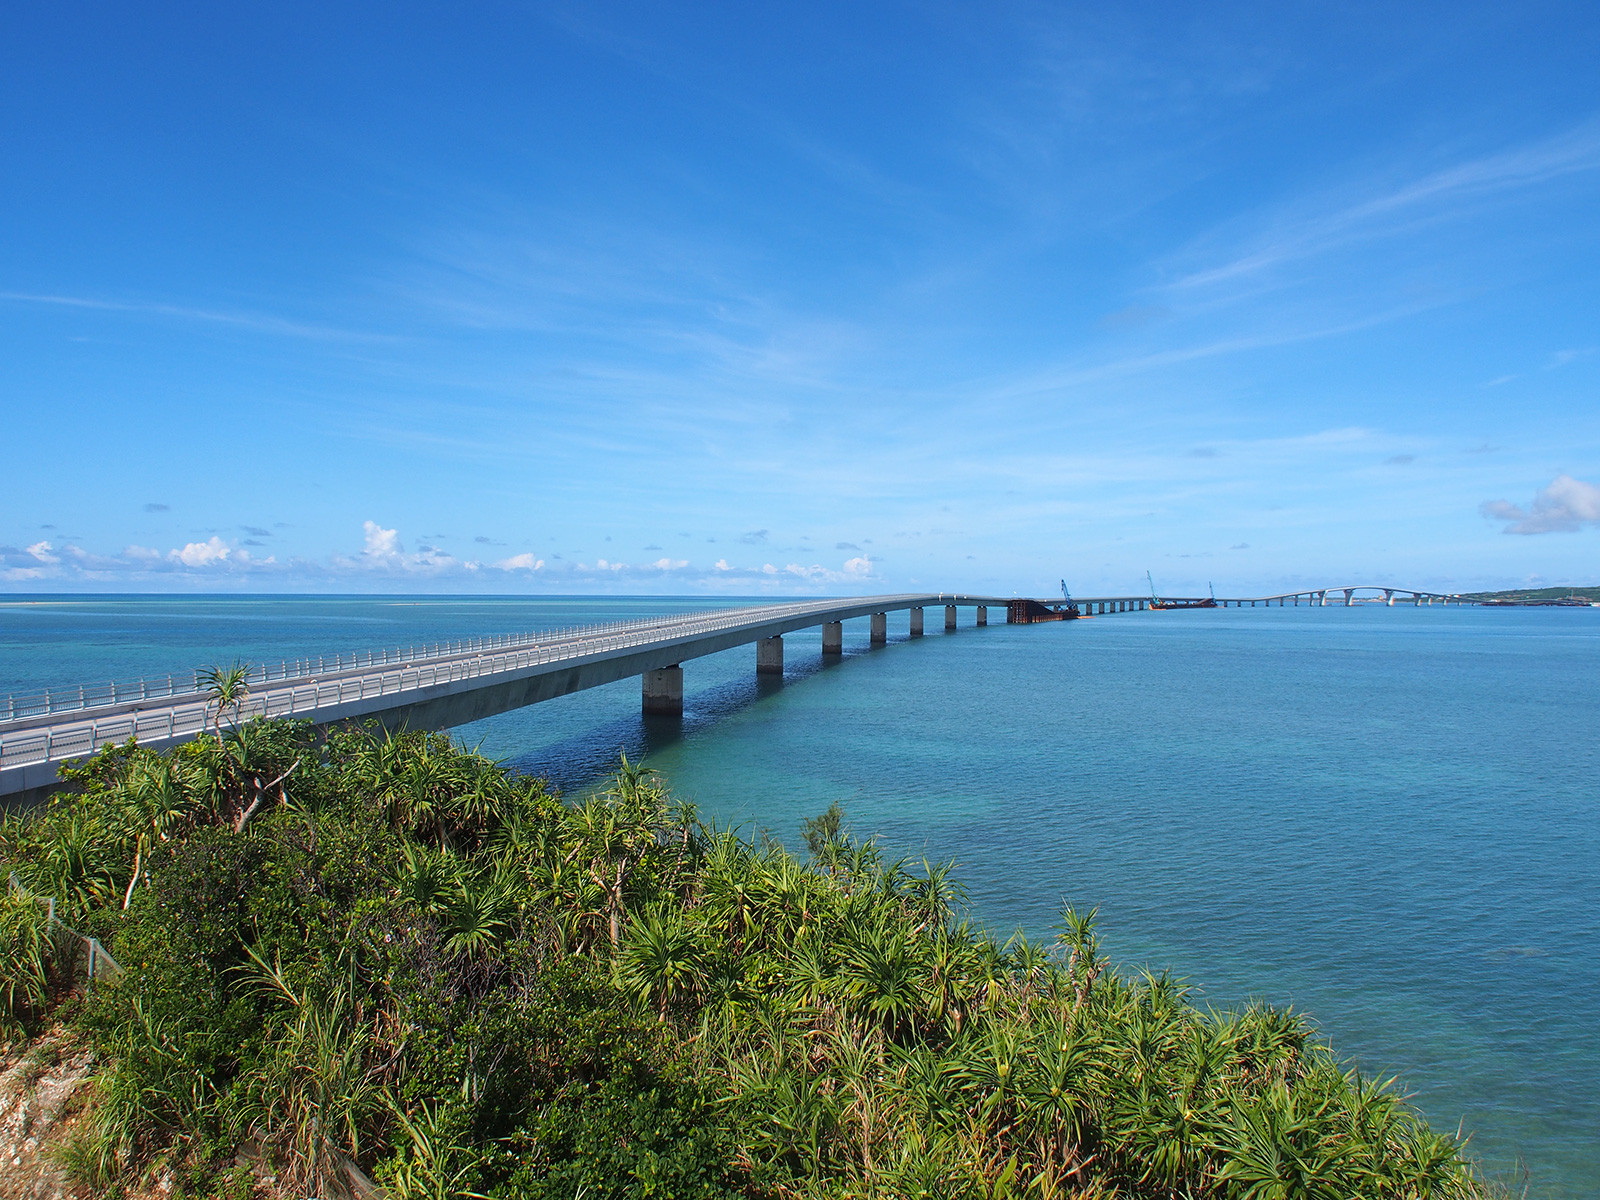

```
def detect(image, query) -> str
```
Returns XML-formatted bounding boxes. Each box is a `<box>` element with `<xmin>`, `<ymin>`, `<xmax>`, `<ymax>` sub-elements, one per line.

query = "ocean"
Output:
<box><xmin>4</xmin><ymin>594</ymin><xmax>1596</xmax><ymax>1195</ymax></box>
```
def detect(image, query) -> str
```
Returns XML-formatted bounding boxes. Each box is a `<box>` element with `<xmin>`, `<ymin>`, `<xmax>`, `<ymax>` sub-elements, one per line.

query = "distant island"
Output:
<box><xmin>1462</xmin><ymin>585</ymin><xmax>1600</xmax><ymax>605</ymax></box>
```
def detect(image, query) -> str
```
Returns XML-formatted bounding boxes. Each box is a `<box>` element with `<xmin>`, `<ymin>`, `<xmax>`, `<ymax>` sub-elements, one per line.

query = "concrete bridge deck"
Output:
<box><xmin>0</xmin><ymin>594</ymin><xmax>1012</xmax><ymax>801</ymax></box>
<box><xmin>0</xmin><ymin>584</ymin><xmax>1486</xmax><ymax>802</ymax></box>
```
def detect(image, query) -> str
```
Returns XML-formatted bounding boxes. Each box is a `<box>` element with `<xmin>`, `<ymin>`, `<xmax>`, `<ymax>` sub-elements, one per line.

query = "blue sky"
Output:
<box><xmin>2</xmin><ymin>1</ymin><xmax>1597</xmax><ymax>596</ymax></box>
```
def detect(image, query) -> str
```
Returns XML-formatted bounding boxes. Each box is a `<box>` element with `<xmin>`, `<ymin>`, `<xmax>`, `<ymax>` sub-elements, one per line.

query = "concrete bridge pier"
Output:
<box><xmin>909</xmin><ymin>607</ymin><xmax>924</xmax><ymax>637</ymax></box>
<box><xmin>945</xmin><ymin>604</ymin><xmax>957</xmax><ymax>631</ymax></box>
<box><xmin>1343</xmin><ymin>589</ymin><xmax>1354</xmax><ymax>606</ymax></box>
<box><xmin>822</xmin><ymin>621</ymin><xmax>843</xmax><ymax>656</ymax></box>
<box><xmin>642</xmin><ymin>666</ymin><xmax>683</xmax><ymax>716</ymax></box>
<box><xmin>1385</xmin><ymin>589</ymin><xmax>1395</xmax><ymax>607</ymax></box>
<box><xmin>976</xmin><ymin>606</ymin><xmax>987</xmax><ymax>626</ymax></box>
<box><xmin>757</xmin><ymin>636</ymin><xmax>784</xmax><ymax>675</ymax></box>
<box><xmin>871</xmin><ymin>612</ymin><xmax>887</xmax><ymax>644</ymax></box>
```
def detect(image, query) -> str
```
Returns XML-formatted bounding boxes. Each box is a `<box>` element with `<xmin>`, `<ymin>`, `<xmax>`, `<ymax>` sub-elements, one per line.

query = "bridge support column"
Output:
<box><xmin>757</xmin><ymin>636</ymin><xmax>784</xmax><ymax>675</ymax></box>
<box><xmin>871</xmin><ymin>612</ymin><xmax>887</xmax><ymax>644</ymax></box>
<box><xmin>976</xmin><ymin>605</ymin><xmax>987</xmax><ymax>626</ymax></box>
<box><xmin>1343</xmin><ymin>589</ymin><xmax>1353</xmax><ymax>607</ymax></box>
<box><xmin>642</xmin><ymin>666</ymin><xmax>683</xmax><ymax>716</ymax></box>
<box><xmin>822</xmin><ymin>621</ymin><xmax>843</xmax><ymax>655</ymax></box>
<box><xmin>945</xmin><ymin>604</ymin><xmax>957</xmax><ymax>631</ymax></box>
<box><xmin>909</xmin><ymin>607</ymin><xmax>924</xmax><ymax>637</ymax></box>
<box><xmin>1413</xmin><ymin>595</ymin><xmax>1421</xmax><ymax>606</ymax></box>
<box><xmin>1385</xmin><ymin>590</ymin><xmax>1395</xmax><ymax>607</ymax></box>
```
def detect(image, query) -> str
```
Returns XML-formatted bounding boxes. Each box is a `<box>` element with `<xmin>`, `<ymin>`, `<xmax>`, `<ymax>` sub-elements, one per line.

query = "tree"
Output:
<box><xmin>800</xmin><ymin>801</ymin><xmax>845</xmax><ymax>859</ymax></box>
<box><xmin>198</xmin><ymin>661</ymin><xmax>252</xmax><ymax>742</ymax></box>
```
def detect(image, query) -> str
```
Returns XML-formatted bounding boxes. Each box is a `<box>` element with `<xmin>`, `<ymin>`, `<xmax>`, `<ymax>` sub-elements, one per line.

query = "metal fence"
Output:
<box><xmin>0</xmin><ymin>605</ymin><xmax>761</xmax><ymax>723</ymax></box>
<box><xmin>9</xmin><ymin>872</ymin><xmax>123</xmax><ymax>992</ymax></box>
<box><xmin>1</xmin><ymin>597</ymin><xmax>912</xmax><ymax>773</ymax></box>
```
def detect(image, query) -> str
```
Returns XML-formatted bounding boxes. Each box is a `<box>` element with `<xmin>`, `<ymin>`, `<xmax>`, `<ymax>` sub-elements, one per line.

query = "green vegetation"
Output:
<box><xmin>1</xmin><ymin>716</ymin><xmax>1489</xmax><ymax>1198</ymax></box>
<box><xmin>1461</xmin><ymin>585</ymin><xmax>1600</xmax><ymax>602</ymax></box>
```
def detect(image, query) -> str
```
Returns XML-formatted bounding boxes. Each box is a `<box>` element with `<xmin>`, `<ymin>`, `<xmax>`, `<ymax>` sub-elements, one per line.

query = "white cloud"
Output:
<box><xmin>496</xmin><ymin>552</ymin><xmax>545</xmax><ymax>571</ymax></box>
<box><xmin>761</xmin><ymin>563</ymin><xmax>778</xmax><ymax>575</ymax></box>
<box><xmin>1481</xmin><ymin>474</ymin><xmax>1600</xmax><ymax>534</ymax></box>
<box><xmin>651</xmin><ymin>557</ymin><xmax>689</xmax><ymax>570</ymax></box>
<box><xmin>843</xmin><ymin>556</ymin><xmax>873</xmax><ymax>576</ymax></box>
<box><xmin>169</xmin><ymin>536</ymin><xmax>232</xmax><ymax>567</ymax></box>
<box><xmin>363</xmin><ymin>520</ymin><xmax>401</xmax><ymax>558</ymax></box>
<box><xmin>26</xmin><ymin>540</ymin><xmax>58</xmax><ymax>564</ymax></box>
<box><xmin>125</xmin><ymin>544</ymin><xmax>161</xmax><ymax>561</ymax></box>
<box><xmin>714</xmin><ymin>558</ymin><xmax>731</xmax><ymax>571</ymax></box>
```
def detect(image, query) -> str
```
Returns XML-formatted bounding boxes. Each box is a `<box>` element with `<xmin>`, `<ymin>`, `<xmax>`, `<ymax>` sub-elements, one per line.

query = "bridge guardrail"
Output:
<box><xmin>0</xmin><ymin>605</ymin><xmax>772</xmax><ymax>723</ymax></box>
<box><xmin>0</xmin><ymin>597</ymin><xmax>925</xmax><ymax>773</ymax></box>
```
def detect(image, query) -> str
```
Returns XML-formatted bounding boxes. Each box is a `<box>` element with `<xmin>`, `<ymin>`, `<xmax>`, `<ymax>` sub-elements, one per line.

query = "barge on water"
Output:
<box><xmin>1147</xmin><ymin>573</ymin><xmax>1218</xmax><ymax>611</ymax></box>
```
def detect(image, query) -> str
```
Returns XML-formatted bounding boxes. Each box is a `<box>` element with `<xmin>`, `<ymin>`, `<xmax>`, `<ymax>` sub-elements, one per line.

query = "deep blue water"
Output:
<box><xmin>4</xmin><ymin>594</ymin><xmax>1597</xmax><ymax>1196</ymax></box>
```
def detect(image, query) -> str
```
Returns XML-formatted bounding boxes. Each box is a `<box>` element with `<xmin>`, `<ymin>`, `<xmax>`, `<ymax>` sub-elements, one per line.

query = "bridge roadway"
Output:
<box><xmin>1</xmin><ymin>594</ymin><xmax>1018</xmax><ymax>802</ymax></box>
<box><xmin>0</xmin><ymin>584</ymin><xmax>1482</xmax><ymax>802</ymax></box>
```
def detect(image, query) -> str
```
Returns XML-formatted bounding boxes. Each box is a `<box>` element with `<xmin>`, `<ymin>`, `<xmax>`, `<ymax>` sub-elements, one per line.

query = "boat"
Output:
<box><xmin>1059</xmin><ymin>580</ymin><xmax>1082</xmax><ymax>619</ymax></box>
<box><xmin>1147</xmin><ymin>573</ymin><xmax>1218</xmax><ymax>611</ymax></box>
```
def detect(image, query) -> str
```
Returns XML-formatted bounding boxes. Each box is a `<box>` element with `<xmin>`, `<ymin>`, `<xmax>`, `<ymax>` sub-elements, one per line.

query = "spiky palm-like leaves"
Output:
<box><xmin>3</xmin><ymin>730</ymin><xmax>1488</xmax><ymax>1200</ymax></box>
<box><xmin>197</xmin><ymin>661</ymin><xmax>251</xmax><ymax>742</ymax></box>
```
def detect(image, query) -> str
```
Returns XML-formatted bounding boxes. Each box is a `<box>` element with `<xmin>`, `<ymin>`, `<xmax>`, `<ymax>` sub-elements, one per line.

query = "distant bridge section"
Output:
<box><xmin>1210</xmin><ymin>586</ymin><xmax>1468</xmax><ymax>607</ymax></box>
<box><xmin>1066</xmin><ymin>586</ymin><xmax>1471</xmax><ymax>612</ymax></box>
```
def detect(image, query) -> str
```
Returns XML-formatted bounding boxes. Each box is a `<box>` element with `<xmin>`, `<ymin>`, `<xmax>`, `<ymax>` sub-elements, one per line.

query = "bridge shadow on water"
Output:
<box><xmin>494</xmin><ymin>642</ymin><xmax>882</xmax><ymax>798</ymax></box>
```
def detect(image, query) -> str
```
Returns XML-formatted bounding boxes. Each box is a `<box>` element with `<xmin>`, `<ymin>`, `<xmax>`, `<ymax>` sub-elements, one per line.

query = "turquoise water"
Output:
<box><xmin>4</xmin><ymin>595</ymin><xmax>1597</xmax><ymax>1195</ymax></box>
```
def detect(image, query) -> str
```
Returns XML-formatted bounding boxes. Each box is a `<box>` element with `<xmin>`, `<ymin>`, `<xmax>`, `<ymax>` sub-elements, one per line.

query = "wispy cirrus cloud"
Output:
<box><xmin>1169</xmin><ymin>117</ymin><xmax>1600</xmax><ymax>294</ymax></box>
<box><xmin>0</xmin><ymin>290</ymin><xmax>384</xmax><ymax>342</ymax></box>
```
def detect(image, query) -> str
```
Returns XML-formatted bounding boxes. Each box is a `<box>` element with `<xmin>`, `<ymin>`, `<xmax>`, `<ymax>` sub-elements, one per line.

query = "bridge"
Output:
<box><xmin>1211</xmin><ymin>586</ymin><xmax>1465</xmax><ymax>607</ymax></box>
<box><xmin>1035</xmin><ymin>585</ymin><xmax>1469</xmax><ymax>614</ymax></box>
<box><xmin>0</xmin><ymin>585</ymin><xmax>1480</xmax><ymax>803</ymax></box>
<box><xmin>1</xmin><ymin>594</ymin><xmax>1015</xmax><ymax>803</ymax></box>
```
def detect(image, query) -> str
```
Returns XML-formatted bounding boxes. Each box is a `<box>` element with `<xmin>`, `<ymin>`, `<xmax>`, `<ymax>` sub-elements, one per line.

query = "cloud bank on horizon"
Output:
<box><xmin>0</xmin><ymin>521</ymin><xmax>880</xmax><ymax>592</ymax></box>
<box><xmin>1</xmin><ymin>3</ymin><xmax>1597</xmax><ymax>596</ymax></box>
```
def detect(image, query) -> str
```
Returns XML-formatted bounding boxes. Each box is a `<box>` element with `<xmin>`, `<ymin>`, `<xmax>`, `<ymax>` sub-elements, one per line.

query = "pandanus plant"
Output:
<box><xmin>197</xmin><ymin>660</ymin><xmax>251</xmax><ymax>742</ymax></box>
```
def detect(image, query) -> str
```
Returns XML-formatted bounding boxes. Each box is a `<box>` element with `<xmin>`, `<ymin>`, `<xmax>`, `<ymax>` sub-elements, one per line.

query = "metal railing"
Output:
<box><xmin>1</xmin><ymin>597</ymin><xmax>928</xmax><ymax>773</ymax></box>
<box><xmin>9</xmin><ymin>872</ymin><xmax>123</xmax><ymax>990</ymax></box>
<box><xmin>0</xmin><ymin>605</ymin><xmax>760</xmax><ymax>723</ymax></box>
